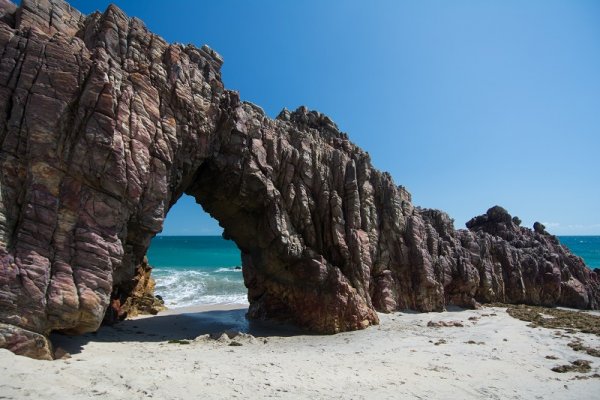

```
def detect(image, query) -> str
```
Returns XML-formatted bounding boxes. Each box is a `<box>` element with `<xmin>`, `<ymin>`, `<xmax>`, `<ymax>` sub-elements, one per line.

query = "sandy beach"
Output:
<box><xmin>0</xmin><ymin>305</ymin><xmax>599</xmax><ymax>399</ymax></box>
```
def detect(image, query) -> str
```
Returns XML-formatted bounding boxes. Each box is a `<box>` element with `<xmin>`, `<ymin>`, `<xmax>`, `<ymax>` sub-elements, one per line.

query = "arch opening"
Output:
<box><xmin>147</xmin><ymin>194</ymin><xmax>246</xmax><ymax>309</ymax></box>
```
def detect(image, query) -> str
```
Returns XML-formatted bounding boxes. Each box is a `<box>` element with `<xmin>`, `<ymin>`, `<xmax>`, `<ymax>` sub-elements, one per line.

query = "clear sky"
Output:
<box><xmin>67</xmin><ymin>0</ymin><xmax>600</xmax><ymax>236</ymax></box>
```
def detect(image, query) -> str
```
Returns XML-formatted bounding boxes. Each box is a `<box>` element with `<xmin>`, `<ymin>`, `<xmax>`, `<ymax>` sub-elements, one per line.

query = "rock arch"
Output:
<box><xmin>0</xmin><ymin>0</ymin><xmax>598</xmax><ymax>359</ymax></box>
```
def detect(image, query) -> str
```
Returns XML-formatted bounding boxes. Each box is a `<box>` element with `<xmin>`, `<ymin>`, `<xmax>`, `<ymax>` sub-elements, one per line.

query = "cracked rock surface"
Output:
<box><xmin>0</xmin><ymin>0</ymin><xmax>598</xmax><ymax>358</ymax></box>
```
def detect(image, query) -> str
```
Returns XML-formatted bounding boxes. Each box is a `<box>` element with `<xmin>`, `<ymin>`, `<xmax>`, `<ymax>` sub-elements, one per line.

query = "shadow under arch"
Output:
<box><xmin>51</xmin><ymin>306</ymin><xmax>307</xmax><ymax>356</ymax></box>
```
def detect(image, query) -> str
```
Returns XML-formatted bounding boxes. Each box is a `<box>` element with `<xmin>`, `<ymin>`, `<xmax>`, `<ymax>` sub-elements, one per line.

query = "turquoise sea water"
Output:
<box><xmin>147</xmin><ymin>235</ymin><xmax>600</xmax><ymax>308</ymax></box>
<box><xmin>558</xmin><ymin>236</ymin><xmax>600</xmax><ymax>269</ymax></box>
<box><xmin>147</xmin><ymin>236</ymin><xmax>245</xmax><ymax>307</ymax></box>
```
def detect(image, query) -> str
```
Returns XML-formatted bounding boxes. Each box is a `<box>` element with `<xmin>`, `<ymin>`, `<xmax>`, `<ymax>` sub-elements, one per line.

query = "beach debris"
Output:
<box><xmin>490</xmin><ymin>304</ymin><xmax>600</xmax><ymax>336</ymax></box>
<box><xmin>573</xmin><ymin>373</ymin><xmax>600</xmax><ymax>380</ymax></box>
<box><xmin>434</xmin><ymin>339</ymin><xmax>447</xmax><ymax>346</ymax></box>
<box><xmin>427</xmin><ymin>320</ymin><xmax>464</xmax><ymax>328</ymax></box>
<box><xmin>464</xmin><ymin>340</ymin><xmax>485</xmax><ymax>345</ymax></box>
<box><xmin>193</xmin><ymin>334</ymin><xmax>210</xmax><ymax>342</ymax></box>
<box><xmin>193</xmin><ymin>331</ymin><xmax>258</xmax><ymax>346</ymax></box>
<box><xmin>545</xmin><ymin>355</ymin><xmax>559</xmax><ymax>360</ymax></box>
<box><xmin>224</xmin><ymin>329</ymin><xmax>242</xmax><ymax>339</ymax></box>
<box><xmin>568</xmin><ymin>340</ymin><xmax>600</xmax><ymax>357</ymax></box>
<box><xmin>213</xmin><ymin>333</ymin><xmax>232</xmax><ymax>344</ymax></box>
<box><xmin>167</xmin><ymin>339</ymin><xmax>190</xmax><ymax>345</ymax></box>
<box><xmin>551</xmin><ymin>359</ymin><xmax>592</xmax><ymax>374</ymax></box>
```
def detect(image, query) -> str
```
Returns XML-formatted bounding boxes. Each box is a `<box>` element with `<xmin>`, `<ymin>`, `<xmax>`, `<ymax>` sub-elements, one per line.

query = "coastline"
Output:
<box><xmin>1</xmin><ymin>304</ymin><xmax>599</xmax><ymax>399</ymax></box>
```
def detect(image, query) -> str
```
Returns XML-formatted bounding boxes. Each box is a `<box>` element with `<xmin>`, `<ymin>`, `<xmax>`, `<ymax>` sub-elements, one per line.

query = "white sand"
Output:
<box><xmin>1</xmin><ymin>305</ymin><xmax>599</xmax><ymax>399</ymax></box>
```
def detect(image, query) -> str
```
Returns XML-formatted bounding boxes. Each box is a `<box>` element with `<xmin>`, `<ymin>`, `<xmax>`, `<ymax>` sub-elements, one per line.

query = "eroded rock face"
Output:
<box><xmin>0</xmin><ymin>0</ymin><xmax>598</xmax><ymax>359</ymax></box>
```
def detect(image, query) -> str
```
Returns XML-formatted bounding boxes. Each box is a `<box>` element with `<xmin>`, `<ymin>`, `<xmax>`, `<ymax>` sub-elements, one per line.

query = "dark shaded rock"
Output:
<box><xmin>534</xmin><ymin>222</ymin><xmax>548</xmax><ymax>235</ymax></box>
<box><xmin>466</xmin><ymin>205</ymin><xmax>517</xmax><ymax>239</ymax></box>
<box><xmin>0</xmin><ymin>0</ymin><xmax>16</xmax><ymax>25</ymax></box>
<box><xmin>0</xmin><ymin>0</ymin><xmax>598</xmax><ymax>359</ymax></box>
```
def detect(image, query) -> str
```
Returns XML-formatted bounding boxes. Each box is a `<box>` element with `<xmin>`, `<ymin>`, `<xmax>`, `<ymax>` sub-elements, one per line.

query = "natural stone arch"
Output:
<box><xmin>120</xmin><ymin>98</ymin><xmax>385</xmax><ymax>335</ymax></box>
<box><xmin>183</xmin><ymin>102</ymin><xmax>383</xmax><ymax>333</ymax></box>
<box><xmin>0</xmin><ymin>0</ymin><xmax>598</xmax><ymax>359</ymax></box>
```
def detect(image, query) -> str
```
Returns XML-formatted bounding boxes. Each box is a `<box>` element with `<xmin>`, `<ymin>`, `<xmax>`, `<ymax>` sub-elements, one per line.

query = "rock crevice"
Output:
<box><xmin>0</xmin><ymin>0</ymin><xmax>598</xmax><ymax>359</ymax></box>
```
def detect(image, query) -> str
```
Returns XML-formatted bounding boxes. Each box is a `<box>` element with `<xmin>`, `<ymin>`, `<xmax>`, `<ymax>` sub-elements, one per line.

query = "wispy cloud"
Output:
<box><xmin>528</xmin><ymin>221</ymin><xmax>600</xmax><ymax>235</ymax></box>
<box><xmin>565</xmin><ymin>224</ymin><xmax>600</xmax><ymax>230</ymax></box>
<box><xmin>542</xmin><ymin>222</ymin><xmax>561</xmax><ymax>228</ymax></box>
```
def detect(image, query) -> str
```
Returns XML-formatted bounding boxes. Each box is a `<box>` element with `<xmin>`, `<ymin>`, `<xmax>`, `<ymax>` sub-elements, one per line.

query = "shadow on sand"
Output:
<box><xmin>50</xmin><ymin>307</ymin><xmax>306</xmax><ymax>356</ymax></box>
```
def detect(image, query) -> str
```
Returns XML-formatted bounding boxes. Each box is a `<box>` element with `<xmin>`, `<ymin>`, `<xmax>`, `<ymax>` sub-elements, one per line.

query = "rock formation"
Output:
<box><xmin>0</xmin><ymin>0</ymin><xmax>598</xmax><ymax>359</ymax></box>
<box><xmin>103</xmin><ymin>256</ymin><xmax>165</xmax><ymax>325</ymax></box>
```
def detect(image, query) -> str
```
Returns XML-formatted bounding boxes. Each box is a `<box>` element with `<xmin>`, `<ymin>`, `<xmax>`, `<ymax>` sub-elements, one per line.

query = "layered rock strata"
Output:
<box><xmin>0</xmin><ymin>0</ymin><xmax>598</xmax><ymax>359</ymax></box>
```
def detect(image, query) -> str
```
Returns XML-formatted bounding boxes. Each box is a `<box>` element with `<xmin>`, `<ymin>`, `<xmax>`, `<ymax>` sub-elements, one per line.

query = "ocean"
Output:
<box><xmin>557</xmin><ymin>236</ymin><xmax>600</xmax><ymax>269</ymax></box>
<box><xmin>147</xmin><ymin>236</ymin><xmax>246</xmax><ymax>308</ymax></box>
<box><xmin>147</xmin><ymin>235</ymin><xmax>600</xmax><ymax>308</ymax></box>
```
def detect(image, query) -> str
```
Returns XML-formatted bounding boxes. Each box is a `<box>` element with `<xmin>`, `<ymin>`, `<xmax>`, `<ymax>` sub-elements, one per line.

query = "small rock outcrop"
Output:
<box><xmin>103</xmin><ymin>257</ymin><xmax>165</xmax><ymax>325</ymax></box>
<box><xmin>0</xmin><ymin>0</ymin><xmax>598</xmax><ymax>359</ymax></box>
<box><xmin>119</xmin><ymin>258</ymin><xmax>165</xmax><ymax>317</ymax></box>
<box><xmin>0</xmin><ymin>323</ymin><xmax>53</xmax><ymax>360</ymax></box>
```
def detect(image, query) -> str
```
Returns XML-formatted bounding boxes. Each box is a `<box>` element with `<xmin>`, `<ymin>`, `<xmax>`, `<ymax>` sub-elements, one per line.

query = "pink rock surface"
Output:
<box><xmin>0</xmin><ymin>0</ymin><xmax>597</xmax><ymax>358</ymax></box>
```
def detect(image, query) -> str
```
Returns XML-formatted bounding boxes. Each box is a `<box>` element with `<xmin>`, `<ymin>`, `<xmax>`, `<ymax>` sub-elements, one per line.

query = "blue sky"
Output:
<box><xmin>68</xmin><ymin>0</ymin><xmax>600</xmax><ymax>235</ymax></box>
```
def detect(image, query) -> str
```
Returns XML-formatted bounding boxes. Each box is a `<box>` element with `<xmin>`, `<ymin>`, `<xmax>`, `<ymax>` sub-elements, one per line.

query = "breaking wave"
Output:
<box><xmin>152</xmin><ymin>268</ymin><xmax>248</xmax><ymax>308</ymax></box>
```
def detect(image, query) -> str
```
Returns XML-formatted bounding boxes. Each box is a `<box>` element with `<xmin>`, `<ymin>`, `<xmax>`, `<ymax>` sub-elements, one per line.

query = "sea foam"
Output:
<box><xmin>153</xmin><ymin>268</ymin><xmax>248</xmax><ymax>307</ymax></box>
